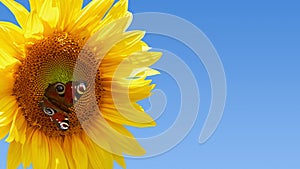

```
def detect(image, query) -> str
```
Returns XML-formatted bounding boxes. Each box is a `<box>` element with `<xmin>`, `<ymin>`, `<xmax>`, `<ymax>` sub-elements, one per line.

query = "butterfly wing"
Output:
<box><xmin>66</xmin><ymin>81</ymin><xmax>87</xmax><ymax>103</ymax></box>
<box><xmin>41</xmin><ymin>81</ymin><xmax>87</xmax><ymax>130</ymax></box>
<box><xmin>44</xmin><ymin>81</ymin><xmax>87</xmax><ymax>109</ymax></box>
<box><xmin>51</xmin><ymin>111</ymin><xmax>70</xmax><ymax>131</ymax></box>
<box><xmin>40</xmin><ymin>98</ymin><xmax>70</xmax><ymax>131</ymax></box>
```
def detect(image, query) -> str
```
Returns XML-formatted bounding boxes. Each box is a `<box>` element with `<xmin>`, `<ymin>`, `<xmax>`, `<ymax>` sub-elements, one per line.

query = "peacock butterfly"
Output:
<box><xmin>40</xmin><ymin>81</ymin><xmax>87</xmax><ymax>131</ymax></box>
<box><xmin>44</xmin><ymin>81</ymin><xmax>87</xmax><ymax>112</ymax></box>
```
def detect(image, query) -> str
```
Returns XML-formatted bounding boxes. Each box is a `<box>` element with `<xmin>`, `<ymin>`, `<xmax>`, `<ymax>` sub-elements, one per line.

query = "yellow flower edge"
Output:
<box><xmin>0</xmin><ymin>0</ymin><xmax>161</xmax><ymax>168</ymax></box>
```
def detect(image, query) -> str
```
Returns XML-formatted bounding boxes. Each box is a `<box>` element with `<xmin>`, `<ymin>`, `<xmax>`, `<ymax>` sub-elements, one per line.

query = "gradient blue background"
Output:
<box><xmin>1</xmin><ymin>0</ymin><xmax>299</xmax><ymax>169</ymax></box>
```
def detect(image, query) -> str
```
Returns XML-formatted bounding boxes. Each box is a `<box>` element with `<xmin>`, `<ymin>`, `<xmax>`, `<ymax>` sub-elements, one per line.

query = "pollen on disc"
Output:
<box><xmin>13</xmin><ymin>33</ymin><xmax>102</xmax><ymax>137</ymax></box>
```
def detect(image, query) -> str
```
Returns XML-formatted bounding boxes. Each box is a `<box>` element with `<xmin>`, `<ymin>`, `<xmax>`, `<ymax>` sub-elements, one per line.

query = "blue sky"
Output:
<box><xmin>1</xmin><ymin>0</ymin><xmax>299</xmax><ymax>169</ymax></box>
<box><xmin>126</xmin><ymin>0</ymin><xmax>300</xmax><ymax>169</ymax></box>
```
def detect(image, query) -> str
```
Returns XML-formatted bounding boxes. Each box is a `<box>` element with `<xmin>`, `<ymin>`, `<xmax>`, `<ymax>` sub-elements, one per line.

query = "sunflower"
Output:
<box><xmin>0</xmin><ymin>0</ymin><xmax>161</xmax><ymax>168</ymax></box>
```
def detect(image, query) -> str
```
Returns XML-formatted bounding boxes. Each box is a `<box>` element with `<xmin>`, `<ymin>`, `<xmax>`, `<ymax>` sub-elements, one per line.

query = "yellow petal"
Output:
<box><xmin>101</xmin><ymin>52</ymin><xmax>161</xmax><ymax>78</ymax></box>
<box><xmin>97</xmin><ymin>15</ymin><xmax>132</xmax><ymax>38</ymax></box>
<box><xmin>0</xmin><ymin>125</ymin><xmax>10</xmax><ymax>140</ymax></box>
<box><xmin>107</xmin><ymin>0</ymin><xmax>129</xmax><ymax>19</ymax></box>
<box><xmin>100</xmin><ymin>99</ymin><xmax>156</xmax><ymax>126</ymax></box>
<box><xmin>68</xmin><ymin>0</ymin><xmax>114</xmax><ymax>37</ymax></box>
<box><xmin>99</xmin><ymin>31</ymin><xmax>146</xmax><ymax>68</ymax></box>
<box><xmin>95</xmin><ymin>0</ymin><xmax>130</xmax><ymax>32</ymax></box>
<box><xmin>81</xmin><ymin>133</ymin><xmax>112</xmax><ymax>169</ymax></box>
<box><xmin>62</xmin><ymin>136</ymin><xmax>76</xmax><ymax>169</ymax></box>
<box><xmin>84</xmin><ymin>15</ymin><xmax>133</xmax><ymax>61</ymax></box>
<box><xmin>108</xmin><ymin>121</ymin><xmax>146</xmax><ymax>156</ymax></box>
<box><xmin>135</xmin><ymin>68</ymin><xmax>161</xmax><ymax>77</ymax></box>
<box><xmin>29</xmin><ymin>0</ymin><xmax>42</xmax><ymax>12</ymax></box>
<box><xmin>7</xmin><ymin>141</ymin><xmax>22</xmax><ymax>169</ymax></box>
<box><xmin>0</xmin><ymin>96</ymin><xmax>17</xmax><ymax>114</ymax></box>
<box><xmin>102</xmin><ymin>75</ymin><xmax>155</xmax><ymax>101</ymax></box>
<box><xmin>0</xmin><ymin>63</ymin><xmax>19</xmax><ymax>97</ymax></box>
<box><xmin>71</xmin><ymin>136</ymin><xmax>88</xmax><ymax>169</ymax></box>
<box><xmin>5</xmin><ymin>109</ymin><xmax>27</xmax><ymax>144</ymax></box>
<box><xmin>24</xmin><ymin>11</ymin><xmax>44</xmax><ymax>43</ymax></box>
<box><xmin>15</xmin><ymin>111</ymin><xmax>27</xmax><ymax>144</ymax></box>
<box><xmin>0</xmin><ymin>49</ymin><xmax>20</xmax><ymax>69</ymax></box>
<box><xmin>57</xmin><ymin>0</ymin><xmax>82</xmax><ymax>31</ymax></box>
<box><xmin>22</xmin><ymin>128</ymin><xmax>35</xmax><ymax>168</ymax></box>
<box><xmin>107</xmin><ymin>31</ymin><xmax>146</xmax><ymax>56</ymax></box>
<box><xmin>82</xmin><ymin>113</ymin><xmax>145</xmax><ymax>156</ymax></box>
<box><xmin>31</xmin><ymin>130</ymin><xmax>49</xmax><ymax>169</ymax></box>
<box><xmin>38</xmin><ymin>0</ymin><xmax>59</xmax><ymax>29</ymax></box>
<box><xmin>49</xmin><ymin>137</ymin><xmax>68</xmax><ymax>169</ymax></box>
<box><xmin>0</xmin><ymin>22</ymin><xmax>25</xmax><ymax>61</ymax></box>
<box><xmin>113</xmin><ymin>154</ymin><xmax>126</xmax><ymax>169</ymax></box>
<box><xmin>94</xmin><ymin>145</ymin><xmax>114</xmax><ymax>169</ymax></box>
<box><xmin>0</xmin><ymin>0</ymin><xmax>29</xmax><ymax>28</ymax></box>
<box><xmin>0</xmin><ymin>96</ymin><xmax>18</xmax><ymax>127</ymax></box>
<box><xmin>5</xmin><ymin>108</ymin><xmax>21</xmax><ymax>142</ymax></box>
<box><xmin>125</xmin><ymin>52</ymin><xmax>162</xmax><ymax>68</ymax></box>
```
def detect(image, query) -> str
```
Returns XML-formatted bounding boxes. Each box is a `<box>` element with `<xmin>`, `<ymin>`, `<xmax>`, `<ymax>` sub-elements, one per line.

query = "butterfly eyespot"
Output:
<box><xmin>59</xmin><ymin>121</ymin><xmax>69</xmax><ymax>130</ymax></box>
<box><xmin>54</xmin><ymin>83</ymin><xmax>65</xmax><ymax>95</ymax></box>
<box><xmin>43</xmin><ymin>107</ymin><xmax>56</xmax><ymax>116</ymax></box>
<box><xmin>76</xmin><ymin>82</ymin><xmax>87</xmax><ymax>95</ymax></box>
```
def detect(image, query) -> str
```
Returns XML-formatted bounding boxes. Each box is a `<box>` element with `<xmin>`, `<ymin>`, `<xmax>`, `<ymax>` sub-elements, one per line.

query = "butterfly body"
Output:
<box><xmin>40</xmin><ymin>81</ymin><xmax>87</xmax><ymax>131</ymax></box>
